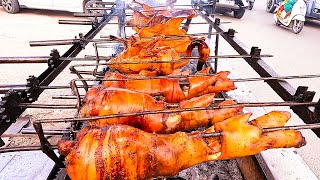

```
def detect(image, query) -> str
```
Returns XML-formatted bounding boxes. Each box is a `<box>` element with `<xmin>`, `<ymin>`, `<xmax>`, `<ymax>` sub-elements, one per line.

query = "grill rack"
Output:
<box><xmin>0</xmin><ymin>0</ymin><xmax>320</xmax><ymax>179</ymax></box>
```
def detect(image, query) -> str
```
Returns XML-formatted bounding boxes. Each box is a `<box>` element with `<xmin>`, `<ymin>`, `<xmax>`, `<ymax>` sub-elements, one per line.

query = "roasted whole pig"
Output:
<box><xmin>83</xmin><ymin>67</ymin><xmax>236</xmax><ymax>103</ymax></box>
<box><xmin>80</xmin><ymin>88</ymin><xmax>242</xmax><ymax>133</ymax></box>
<box><xmin>58</xmin><ymin>111</ymin><xmax>306</xmax><ymax>180</ymax></box>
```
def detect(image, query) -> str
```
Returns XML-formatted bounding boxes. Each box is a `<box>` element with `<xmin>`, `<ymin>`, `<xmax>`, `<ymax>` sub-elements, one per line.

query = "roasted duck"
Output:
<box><xmin>80</xmin><ymin>88</ymin><xmax>242</xmax><ymax>133</ymax></box>
<box><xmin>83</xmin><ymin>67</ymin><xmax>236</xmax><ymax>103</ymax></box>
<box><xmin>58</xmin><ymin>111</ymin><xmax>305</xmax><ymax>180</ymax></box>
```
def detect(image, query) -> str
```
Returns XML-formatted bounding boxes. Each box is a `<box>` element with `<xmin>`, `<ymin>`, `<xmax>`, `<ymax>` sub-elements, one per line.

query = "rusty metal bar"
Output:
<box><xmin>74</xmin><ymin>12</ymin><xmax>133</xmax><ymax>17</ymax></box>
<box><xmin>18</xmin><ymin>103</ymin><xmax>77</xmax><ymax>109</ymax></box>
<box><xmin>199</xmin><ymin>123</ymin><xmax>320</xmax><ymax>138</ymax></box>
<box><xmin>0</xmin><ymin>56</ymin><xmax>49</xmax><ymax>63</ymax></box>
<box><xmin>58</xmin><ymin>19</ymin><xmax>93</xmax><ymax>25</ymax></box>
<box><xmin>35</xmin><ymin>101</ymin><xmax>318</xmax><ymax>123</ymax></box>
<box><xmin>29</xmin><ymin>38</ymin><xmax>113</xmax><ymax>47</ymax></box>
<box><xmin>70</xmin><ymin>73</ymin><xmax>320</xmax><ymax>82</ymax></box>
<box><xmin>52</xmin><ymin>95</ymin><xmax>84</xmax><ymax>99</ymax></box>
<box><xmin>0</xmin><ymin>145</ymin><xmax>58</xmax><ymax>153</ymax></box>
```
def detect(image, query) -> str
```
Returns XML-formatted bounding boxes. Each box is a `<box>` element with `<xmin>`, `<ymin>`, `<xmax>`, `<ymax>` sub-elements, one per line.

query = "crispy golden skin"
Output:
<box><xmin>80</xmin><ymin>88</ymin><xmax>242</xmax><ymax>133</ymax></box>
<box><xmin>214</xmin><ymin>112</ymin><xmax>306</xmax><ymax>160</ymax></box>
<box><xmin>59</xmin><ymin>125</ymin><xmax>219</xmax><ymax>180</ymax></box>
<box><xmin>83</xmin><ymin>68</ymin><xmax>236</xmax><ymax>103</ymax></box>
<box><xmin>107</xmin><ymin>37</ymin><xmax>188</xmax><ymax>75</ymax></box>
<box><xmin>58</xmin><ymin>112</ymin><xmax>306</xmax><ymax>180</ymax></box>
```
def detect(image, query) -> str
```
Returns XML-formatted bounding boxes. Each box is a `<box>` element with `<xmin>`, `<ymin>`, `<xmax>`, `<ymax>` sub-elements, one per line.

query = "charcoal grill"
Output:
<box><xmin>0</xmin><ymin>0</ymin><xmax>320</xmax><ymax>179</ymax></box>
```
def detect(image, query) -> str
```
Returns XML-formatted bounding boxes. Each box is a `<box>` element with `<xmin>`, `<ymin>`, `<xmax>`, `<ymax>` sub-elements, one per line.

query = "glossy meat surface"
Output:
<box><xmin>59</xmin><ymin>111</ymin><xmax>306</xmax><ymax>180</ymax></box>
<box><xmin>214</xmin><ymin>112</ymin><xmax>306</xmax><ymax>160</ymax></box>
<box><xmin>59</xmin><ymin>125</ymin><xmax>218</xmax><ymax>180</ymax></box>
<box><xmin>80</xmin><ymin>88</ymin><xmax>242</xmax><ymax>133</ymax></box>
<box><xmin>83</xmin><ymin>68</ymin><xmax>236</xmax><ymax>103</ymax></box>
<box><xmin>107</xmin><ymin>37</ymin><xmax>188</xmax><ymax>75</ymax></box>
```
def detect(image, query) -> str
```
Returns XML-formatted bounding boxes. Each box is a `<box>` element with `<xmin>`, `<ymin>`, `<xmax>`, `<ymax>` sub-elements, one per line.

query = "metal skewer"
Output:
<box><xmin>73</xmin><ymin>12</ymin><xmax>133</xmax><ymax>17</ymax></box>
<box><xmin>29</xmin><ymin>38</ymin><xmax>113</xmax><ymax>47</ymax></box>
<box><xmin>0</xmin><ymin>145</ymin><xmax>58</xmax><ymax>153</ymax></box>
<box><xmin>35</xmin><ymin>101</ymin><xmax>318</xmax><ymax>123</ymax></box>
<box><xmin>200</xmin><ymin>123</ymin><xmax>320</xmax><ymax>138</ymax></box>
<box><xmin>0</xmin><ymin>54</ymin><xmax>270</xmax><ymax>64</ymax></box>
<box><xmin>1</xmin><ymin>74</ymin><xmax>320</xmax><ymax>94</ymax></box>
<box><xmin>70</xmin><ymin>73</ymin><xmax>320</xmax><ymax>82</ymax></box>
<box><xmin>17</xmin><ymin>103</ymin><xmax>77</xmax><ymax>109</ymax></box>
<box><xmin>2</xmin><ymin>123</ymin><xmax>320</xmax><ymax>153</ymax></box>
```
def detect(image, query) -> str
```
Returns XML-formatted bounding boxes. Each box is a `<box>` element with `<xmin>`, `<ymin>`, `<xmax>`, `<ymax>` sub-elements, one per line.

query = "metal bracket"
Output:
<box><xmin>214</xmin><ymin>18</ymin><xmax>221</xmax><ymax>26</ymax></box>
<box><xmin>79</xmin><ymin>33</ymin><xmax>86</xmax><ymax>49</ymax></box>
<box><xmin>315</xmin><ymin>99</ymin><xmax>320</xmax><ymax>118</ymax></box>
<box><xmin>33</xmin><ymin>122</ymin><xmax>65</xmax><ymax>168</ymax></box>
<box><xmin>24</xmin><ymin>76</ymin><xmax>40</xmax><ymax>103</ymax></box>
<box><xmin>48</xmin><ymin>49</ymin><xmax>61</xmax><ymax>68</ymax></box>
<box><xmin>226</xmin><ymin>29</ymin><xmax>235</xmax><ymax>38</ymax></box>
<box><xmin>0</xmin><ymin>90</ymin><xmax>24</xmax><ymax>123</ymax></box>
<box><xmin>250</xmin><ymin>47</ymin><xmax>261</xmax><ymax>59</ymax></box>
<box><xmin>293</xmin><ymin>86</ymin><xmax>315</xmax><ymax>102</ymax></box>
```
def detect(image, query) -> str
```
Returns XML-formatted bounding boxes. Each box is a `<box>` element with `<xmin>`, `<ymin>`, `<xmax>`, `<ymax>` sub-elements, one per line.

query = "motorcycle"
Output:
<box><xmin>247</xmin><ymin>0</ymin><xmax>255</xmax><ymax>10</ymax></box>
<box><xmin>273</xmin><ymin>0</ymin><xmax>307</xmax><ymax>34</ymax></box>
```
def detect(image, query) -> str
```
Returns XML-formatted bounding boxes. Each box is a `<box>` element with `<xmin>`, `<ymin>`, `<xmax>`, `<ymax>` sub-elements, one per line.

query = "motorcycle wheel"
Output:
<box><xmin>266</xmin><ymin>0</ymin><xmax>276</xmax><ymax>13</ymax></box>
<box><xmin>290</xmin><ymin>19</ymin><xmax>304</xmax><ymax>34</ymax></box>
<box><xmin>248</xmin><ymin>2</ymin><xmax>254</xmax><ymax>10</ymax></box>
<box><xmin>234</xmin><ymin>7</ymin><xmax>245</xmax><ymax>19</ymax></box>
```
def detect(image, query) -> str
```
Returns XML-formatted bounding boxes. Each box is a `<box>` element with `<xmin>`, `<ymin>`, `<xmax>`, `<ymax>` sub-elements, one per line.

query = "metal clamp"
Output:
<box><xmin>0</xmin><ymin>90</ymin><xmax>24</xmax><ymax>123</ymax></box>
<box><xmin>293</xmin><ymin>86</ymin><xmax>315</xmax><ymax>102</ymax></box>
<box><xmin>48</xmin><ymin>49</ymin><xmax>61</xmax><ymax>68</ymax></box>
<box><xmin>250</xmin><ymin>47</ymin><xmax>261</xmax><ymax>59</ymax></box>
<box><xmin>214</xmin><ymin>18</ymin><xmax>221</xmax><ymax>26</ymax></box>
<box><xmin>226</xmin><ymin>28</ymin><xmax>235</xmax><ymax>38</ymax></box>
<box><xmin>24</xmin><ymin>76</ymin><xmax>40</xmax><ymax>103</ymax></box>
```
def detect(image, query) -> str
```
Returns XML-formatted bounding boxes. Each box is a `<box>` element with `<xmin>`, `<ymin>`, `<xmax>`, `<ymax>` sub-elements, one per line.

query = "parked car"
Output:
<box><xmin>0</xmin><ymin>0</ymin><xmax>107</xmax><ymax>14</ymax></box>
<box><xmin>266</xmin><ymin>0</ymin><xmax>320</xmax><ymax>20</ymax></box>
<box><xmin>191</xmin><ymin>0</ymin><xmax>249</xmax><ymax>19</ymax></box>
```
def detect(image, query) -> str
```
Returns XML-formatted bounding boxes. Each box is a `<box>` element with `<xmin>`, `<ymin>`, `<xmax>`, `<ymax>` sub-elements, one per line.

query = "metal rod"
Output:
<box><xmin>0</xmin><ymin>56</ymin><xmax>48</xmax><ymax>63</ymax></box>
<box><xmin>85</xmin><ymin>7</ymin><xmax>112</xmax><ymax>10</ymax></box>
<box><xmin>94</xmin><ymin>1</ymin><xmax>115</xmax><ymax>5</ymax></box>
<box><xmin>58</xmin><ymin>19</ymin><xmax>93</xmax><ymax>25</ymax></box>
<box><xmin>0</xmin><ymin>53</ymin><xmax>271</xmax><ymax>64</ymax></box>
<box><xmin>74</xmin><ymin>13</ymin><xmax>133</xmax><ymax>17</ymax></box>
<box><xmin>100</xmin><ymin>32</ymin><xmax>235</xmax><ymax>39</ymax></box>
<box><xmin>29</xmin><ymin>38</ymin><xmax>113</xmax><ymax>47</ymax></box>
<box><xmin>52</xmin><ymin>95</ymin><xmax>85</xmax><ymax>99</ymax></box>
<box><xmin>71</xmin><ymin>73</ymin><xmax>320</xmax><ymax>82</ymax></box>
<box><xmin>35</xmin><ymin>101</ymin><xmax>318</xmax><ymax>123</ymax></box>
<box><xmin>0</xmin><ymin>145</ymin><xmax>58</xmax><ymax>153</ymax></box>
<box><xmin>200</xmin><ymin>123</ymin><xmax>320</xmax><ymax>138</ymax></box>
<box><xmin>3</xmin><ymin>122</ymin><xmax>319</xmax><ymax>152</ymax></box>
<box><xmin>85</xmin><ymin>54</ymin><xmax>272</xmax><ymax>61</ymax></box>
<box><xmin>1</xmin><ymin>73</ymin><xmax>320</xmax><ymax>93</ymax></box>
<box><xmin>18</xmin><ymin>103</ymin><xmax>77</xmax><ymax>109</ymax></box>
<box><xmin>21</xmin><ymin>130</ymin><xmax>69</xmax><ymax>135</ymax></box>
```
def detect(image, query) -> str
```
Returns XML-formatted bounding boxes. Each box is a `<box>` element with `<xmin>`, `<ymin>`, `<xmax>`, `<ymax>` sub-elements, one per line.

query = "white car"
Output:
<box><xmin>0</xmin><ymin>0</ymin><xmax>107</xmax><ymax>14</ymax></box>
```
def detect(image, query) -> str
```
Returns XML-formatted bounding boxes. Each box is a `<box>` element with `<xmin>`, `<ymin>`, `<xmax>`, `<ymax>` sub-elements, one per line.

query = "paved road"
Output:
<box><xmin>215</xmin><ymin>0</ymin><xmax>320</xmax><ymax>101</ymax></box>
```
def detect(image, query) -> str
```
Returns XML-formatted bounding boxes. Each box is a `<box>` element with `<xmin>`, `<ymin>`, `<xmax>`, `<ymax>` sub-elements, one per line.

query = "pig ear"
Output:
<box><xmin>205</xmin><ymin>125</ymin><xmax>216</xmax><ymax>133</ymax></box>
